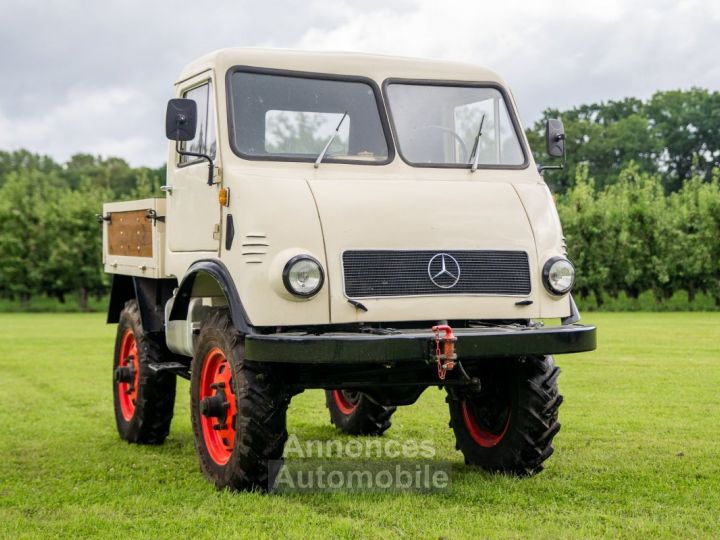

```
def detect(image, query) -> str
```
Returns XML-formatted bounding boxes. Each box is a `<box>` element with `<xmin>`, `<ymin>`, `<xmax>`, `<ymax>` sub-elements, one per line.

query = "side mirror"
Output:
<box><xmin>165</xmin><ymin>98</ymin><xmax>197</xmax><ymax>141</ymax></box>
<box><xmin>546</xmin><ymin>118</ymin><xmax>565</xmax><ymax>158</ymax></box>
<box><xmin>165</xmin><ymin>98</ymin><xmax>215</xmax><ymax>186</ymax></box>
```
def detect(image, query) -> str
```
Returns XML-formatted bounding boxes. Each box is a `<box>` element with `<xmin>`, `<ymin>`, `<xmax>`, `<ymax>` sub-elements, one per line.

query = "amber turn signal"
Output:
<box><xmin>218</xmin><ymin>187</ymin><xmax>230</xmax><ymax>207</ymax></box>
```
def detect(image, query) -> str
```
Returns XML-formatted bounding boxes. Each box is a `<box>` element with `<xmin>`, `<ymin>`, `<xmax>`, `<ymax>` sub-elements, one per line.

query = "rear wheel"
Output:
<box><xmin>190</xmin><ymin>309</ymin><xmax>289</xmax><ymax>491</ymax></box>
<box><xmin>113</xmin><ymin>300</ymin><xmax>176</xmax><ymax>444</ymax></box>
<box><xmin>447</xmin><ymin>356</ymin><xmax>562</xmax><ymax>475</ymax></box>
<box><xmin>326</xmin><ymin>390</ymin><xmax>396</xmax><ymax>436</ymax></box>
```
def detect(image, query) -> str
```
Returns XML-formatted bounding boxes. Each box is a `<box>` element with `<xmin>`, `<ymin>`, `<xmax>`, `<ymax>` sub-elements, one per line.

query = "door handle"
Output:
<box><xmin>160</xmin><ymin>185</ymin><xmax>174</xmax><ymax>194</ymax></box>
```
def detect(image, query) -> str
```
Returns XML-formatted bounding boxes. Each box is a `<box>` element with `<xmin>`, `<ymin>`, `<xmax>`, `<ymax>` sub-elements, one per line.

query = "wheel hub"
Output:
<box><xmin>114</xmin><ymin>363</ymin><xmax>135</xmax><ymax>384</ymax></box>
<box><xmin>117</xmin><ymin>330</ymin><xmax>140</xmax><ymax>422</ymax></box>
<box><xmin>198</xmin><ymin>347</ymin><xmax>237</xmax><ymax>465</ymax></box>
<box><xmin>200</xmin><ymin>389</ymin><xmax>230</xmax><ymax>420</ymax></box>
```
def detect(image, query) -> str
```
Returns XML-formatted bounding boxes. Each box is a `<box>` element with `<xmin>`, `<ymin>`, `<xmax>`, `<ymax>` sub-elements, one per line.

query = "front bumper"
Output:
<box><xmin>244</xmin><ymin>324</ymin><xmax>596</xmax><ymax>364</ymax></box>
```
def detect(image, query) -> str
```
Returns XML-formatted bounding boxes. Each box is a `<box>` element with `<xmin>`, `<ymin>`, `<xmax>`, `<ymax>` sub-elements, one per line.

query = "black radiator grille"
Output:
<box><xmin>342</xmin><ymin>250</ymin><xmax>531</xmax><ymax>298</ymax></box>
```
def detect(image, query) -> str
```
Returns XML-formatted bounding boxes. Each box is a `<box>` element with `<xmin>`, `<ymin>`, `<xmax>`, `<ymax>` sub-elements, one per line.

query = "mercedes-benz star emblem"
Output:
<box><xmin>427</xmin><ymin>253</ymin><xmax>461</xmax><ymax>289</ymax></box>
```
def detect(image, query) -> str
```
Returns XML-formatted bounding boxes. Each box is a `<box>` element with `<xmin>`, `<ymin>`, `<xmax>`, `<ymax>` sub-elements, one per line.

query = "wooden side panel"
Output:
<box><xmin>108</xmin><ymin>210</ymin><xmax>153</xmax><ymax>257</ymax></box>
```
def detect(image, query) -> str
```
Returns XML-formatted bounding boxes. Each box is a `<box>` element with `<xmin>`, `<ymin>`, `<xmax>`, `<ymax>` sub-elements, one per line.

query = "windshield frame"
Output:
<box><xmin>382</xmin><ymin>78</ymin><xmax>530</xmax><ymax>170</ymax></box>
<box><xmin>225</xmin><ymin>66</ymin><xmax>395</xmax><ymax>166</ymax></box>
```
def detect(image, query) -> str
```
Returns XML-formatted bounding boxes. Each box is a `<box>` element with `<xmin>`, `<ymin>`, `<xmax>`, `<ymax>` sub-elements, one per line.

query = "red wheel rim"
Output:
<box><xmin>461</xmin><ymin>400</ymin><xmax>511</xmax><ymax>448</ymax></box>
<box><xmin>332</xmin><ymin>390</ymin><xmax>358</xmax><ymax>415</ymax></box>
<box><xmin>118</xmin><ymin>329</ymin><xmax>140</xmax><ymax>421</ymax></box>
<box><xmin>199</xmin><ymin>347</ymin><xmax>237</xmax><ymax>465</ymax></box>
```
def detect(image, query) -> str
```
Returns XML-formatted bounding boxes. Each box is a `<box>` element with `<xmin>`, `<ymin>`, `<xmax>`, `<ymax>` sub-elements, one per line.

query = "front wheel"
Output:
<box><xmin>447</xmin><ymin>356</ymin><xmax>563</xmax><ymax>476</ymax></box>
<box><xmin>190</xmin><ymin>309</ymin><xmax>289</xmax><ymax>491</ymax></box>
<box><xmin>326</xmin><ymin>390</ymin><xmax>396</xmax><ymax>436</ymax></box>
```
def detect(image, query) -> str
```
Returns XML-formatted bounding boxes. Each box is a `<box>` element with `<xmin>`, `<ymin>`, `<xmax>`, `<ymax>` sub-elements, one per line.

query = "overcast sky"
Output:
<box><xmin>0</xmin><ymin>0</ymin><xmax>718</xmax><ymax>167</ymax></box>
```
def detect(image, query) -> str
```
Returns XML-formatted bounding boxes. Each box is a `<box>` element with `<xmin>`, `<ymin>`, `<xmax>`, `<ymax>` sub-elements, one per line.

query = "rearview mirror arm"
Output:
<box><xmin>538</xmin><ymin>133</ymin><xmax>566</xmax><ymax>174</ymax></box>
<box><xmin>175</xmin><ymin>141</ymin><xmax>215</xmax><ymax>186</ymax></box>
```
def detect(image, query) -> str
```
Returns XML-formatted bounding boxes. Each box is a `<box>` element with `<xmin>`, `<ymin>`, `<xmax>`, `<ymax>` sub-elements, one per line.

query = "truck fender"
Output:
<box><xmin>107</xmin><ymin>274</ymin><xmax>178</xmax><ymax>334</ymax></box>
<box><xmin>168</xmin><ymin>259</ymin><xmax>252</xmax><ymax>335</ymax></box>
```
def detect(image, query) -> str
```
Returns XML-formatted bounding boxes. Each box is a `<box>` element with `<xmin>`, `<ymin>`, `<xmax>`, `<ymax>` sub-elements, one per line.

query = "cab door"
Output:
<box><xmin>166</xmin><ymin>76</ymin><xmax>221</xmax><ymax>252</ymax></box>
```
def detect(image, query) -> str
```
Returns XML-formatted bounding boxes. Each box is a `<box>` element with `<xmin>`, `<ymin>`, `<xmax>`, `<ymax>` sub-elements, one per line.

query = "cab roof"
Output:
<box><xmin>176</xmin><ymin>48</ymin><xmax>506</xmax><ymax>87</ymax></box>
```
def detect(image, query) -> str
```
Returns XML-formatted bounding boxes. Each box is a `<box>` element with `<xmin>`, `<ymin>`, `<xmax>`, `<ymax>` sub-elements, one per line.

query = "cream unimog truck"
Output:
<box><xmin>100</xmin><ymin>48</ymin><xmax>596</xmax><ymax>491</ymax></box>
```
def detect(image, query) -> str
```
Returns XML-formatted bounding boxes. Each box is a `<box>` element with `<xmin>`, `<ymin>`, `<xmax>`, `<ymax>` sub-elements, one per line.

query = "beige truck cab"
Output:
<box><xmin>101</xmin><ymin>48</ymin><xmax>596</xmax><ymax>491</ymax></box>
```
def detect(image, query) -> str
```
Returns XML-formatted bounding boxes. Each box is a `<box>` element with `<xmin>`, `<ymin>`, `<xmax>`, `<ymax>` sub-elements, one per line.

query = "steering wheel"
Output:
<box><xmin>411</xmin><ymin>125</ymin><xmax>469</xmax><ymax>163</ymax></box>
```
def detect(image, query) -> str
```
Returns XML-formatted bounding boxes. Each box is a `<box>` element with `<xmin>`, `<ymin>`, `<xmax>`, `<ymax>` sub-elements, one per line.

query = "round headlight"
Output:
<box><xmin>542</xmin><ymin>257</ymin><xmax>575</xmax><ymax>295</ymax></box>
<box><xmin>282</xmin><ymin>255</ymin><xmax>325</xmax><ymax>298</ymax></box>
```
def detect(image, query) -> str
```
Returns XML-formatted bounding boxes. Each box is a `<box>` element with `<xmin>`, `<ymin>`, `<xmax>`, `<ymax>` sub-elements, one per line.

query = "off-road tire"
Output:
<box><xmin>190</xmin><ymin>308</ymin><xmax>289</xmax><ymax>491</ymax></box>
<box><xmin>447</xmin><ymin>356</ymin><xmax>562</xmax><ymax>476</ymax></box>
<box><xmin>326</xmin><ymin>390</ymin><xmax>396</xmax><ymax>436</ymax></box>
<box><xmin>113</xmin><ymin>299</ymin><xmax>176</xmax><ymax>444</ymax></box>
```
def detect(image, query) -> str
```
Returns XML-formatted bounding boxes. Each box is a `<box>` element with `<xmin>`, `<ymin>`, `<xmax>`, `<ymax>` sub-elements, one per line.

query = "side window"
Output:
<box><xmin>180</xmin><ymin>81</ymin><xmax>217</xmax><ymax>164</ymax></box>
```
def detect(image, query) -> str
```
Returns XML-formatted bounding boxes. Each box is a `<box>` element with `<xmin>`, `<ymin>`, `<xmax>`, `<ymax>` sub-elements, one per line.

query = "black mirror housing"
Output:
<box><xmin>546</xmin><ymin>118</ymin><xmax>565</xmax><ymax>158</ymax></box>
<box><xmin>165</xmin><ymin>99</ymin><xmax>197</xmax><ymax>141</ymax></box>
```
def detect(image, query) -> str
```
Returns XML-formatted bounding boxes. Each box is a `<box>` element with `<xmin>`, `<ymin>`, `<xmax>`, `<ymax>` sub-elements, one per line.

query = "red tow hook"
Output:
<box><xmin>432</xmin><ymin>324</ymin><xmax>457</xmax><ymax>380</ymax></box>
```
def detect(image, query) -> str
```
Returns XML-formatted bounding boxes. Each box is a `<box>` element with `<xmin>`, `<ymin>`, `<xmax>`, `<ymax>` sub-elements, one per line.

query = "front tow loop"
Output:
<box><xmin>432</xmin><ymin>324</ymin><xmax>457</xmax><ymax>380</ymax></box>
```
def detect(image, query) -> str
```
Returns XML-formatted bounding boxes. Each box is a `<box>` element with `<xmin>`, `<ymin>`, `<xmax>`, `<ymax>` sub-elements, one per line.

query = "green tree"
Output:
<box><xmin>0</xmin><ymin>149</ymin><xmax>63</xmax><ymax>189</ymax></box>
<box><xmin>557</xmin><ymin>164</ymin><xmax>613</xmax><ymax>304</ymax></box>
<box><xmin>0</xmin><ymin>170</ymin><xmax>58</xmax><ymax>306</ymax></box>
<box><xmin>61</xmin><ymin>154</ymin><xmax>164</xmax><ymax>199</ymax></box>
<box><xmin>528</xmin><ymin>98</ymin><xmax>662</xmax><ymax>192</ymax></box>
<box><xmin>666</xmin><ymin>172</ymin><xmax>720</xmax><ymax>303</ymax></box>
<box><xmin>44</xmin><ymin>182</ymin><xmax>110</xmax><ymax>309</ymax></box>
<box><xmin>527</xmin><ymin>89</ymin><xmax>720</xmax><ymax>194</ymax></box>
<box><xmin>602</xmin><ymin>165</ymin><xmax>669</xmax><ymax>299</ymax></box>
<box><xmin>646</xmin><ymin>89</ymin><xmax>720</xmax><ymax>190</ymax></box>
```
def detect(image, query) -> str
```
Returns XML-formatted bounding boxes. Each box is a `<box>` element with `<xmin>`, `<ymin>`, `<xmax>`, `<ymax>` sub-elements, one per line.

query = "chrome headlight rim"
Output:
<box><xmin>542</xmin><ymin>256</ymin><xmax>575</xmax><ymax>296</ymax></box>
<box><xmin>282</xmin><ymin>255</ymin><xmax>325</xmax><ymax>298</ymax></box>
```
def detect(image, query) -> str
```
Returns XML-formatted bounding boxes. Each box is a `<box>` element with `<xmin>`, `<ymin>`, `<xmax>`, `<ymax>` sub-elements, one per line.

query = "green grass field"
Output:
<box><xmin>1</xmin><ymin>313</ymin><xmax>718</xmax><ymax>538</ymax></box>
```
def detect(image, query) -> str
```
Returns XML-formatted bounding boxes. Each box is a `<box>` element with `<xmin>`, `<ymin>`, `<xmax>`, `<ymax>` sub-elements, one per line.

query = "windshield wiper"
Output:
<box><xmin>469</xmin><ymin>113</ymin><xmax>486</xmax><ymax>173</ymax></box>
<box><xmin>314</xmin><ymin>111</ymin><xmax>348</xmax><ymax>169</ymax></box>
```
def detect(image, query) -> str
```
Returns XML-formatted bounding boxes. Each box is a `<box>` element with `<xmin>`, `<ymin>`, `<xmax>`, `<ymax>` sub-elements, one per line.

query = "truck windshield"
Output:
<box><xmin>385</xmin><ymin>83</ymin><xmax>526</xmax><ymax>168</ymax></box>
<box><xmin>228</xmin><ymin>70</ymin><xmax>390</xmax><ymax>164</ymax></box>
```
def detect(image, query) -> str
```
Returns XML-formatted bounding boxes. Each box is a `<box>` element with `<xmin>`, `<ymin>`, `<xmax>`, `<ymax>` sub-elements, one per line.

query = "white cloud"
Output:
<box><xmin>0</xmin><ymin>86</ymin><xmax>158</xmax><ymax>166</ymax></box>
<box><xmin>0</xmin><ymin>0</ymin><xmax>718</xmax><ymax>165</ymax></box>
<box><xmin>297</xmin><ymin>0</ymin><xmax>720</xmax><ymax>126</ymax></box>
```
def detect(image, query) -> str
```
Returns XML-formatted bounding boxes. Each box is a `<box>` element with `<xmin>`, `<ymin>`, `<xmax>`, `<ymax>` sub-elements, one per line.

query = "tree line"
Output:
<box><xmin>0</xmin><ymin>88</ymin><xmax>718</xmax><ymax>309</ymax></box>
<box><xmin>0</xmin><ymin>151</ymin><xmax>164</xmax><ymax>309</ymax></box>
<box><xmin>526</xmin><ymin>87</ymin><xmax>720</xmax><ymax>193</ymax></box>
<box><xmin>558</xmin><ymin>163</ymin><xmax>719</xmax><ymax>306</ymax></box>
<box><xmin>527</xmin><ymin>88</ymin><xmax>720</xmax><ymax>307</ymax></box>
